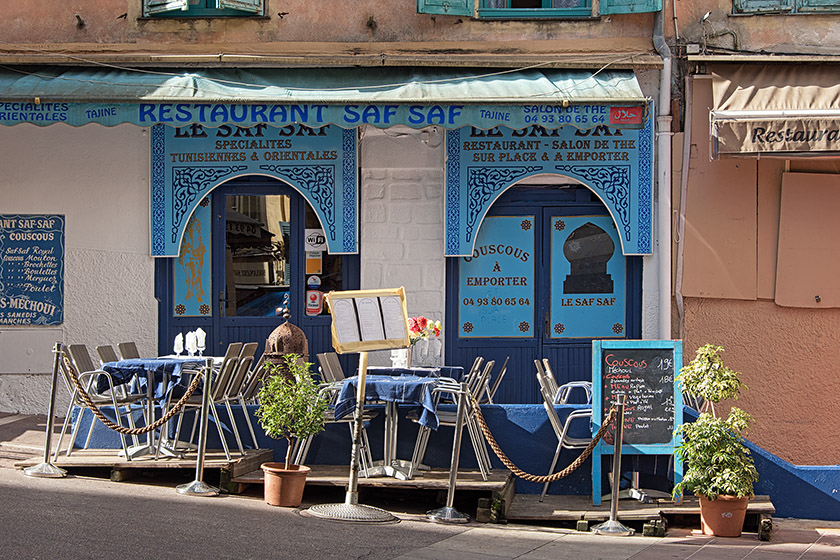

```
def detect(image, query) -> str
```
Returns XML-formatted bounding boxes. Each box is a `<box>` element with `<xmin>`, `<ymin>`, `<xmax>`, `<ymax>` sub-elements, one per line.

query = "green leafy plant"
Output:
<box><xmin>679</xmin><ymin>344</ymin><xmax>744</xmax><ymax>413</ymax></box>
<box><xmin>256</xmin><ymin>354</ymin><xmax>329</xmax><ymax>470</ymax></box>
<box><xmin>674</xmin><ymin>407</ymin><xmax>758</xmax><ymax>500</ymax></box>
<box><xmin>674</xmin><ymin>344</ymin><xmax>758</xmax><ymax>500</ymax></box>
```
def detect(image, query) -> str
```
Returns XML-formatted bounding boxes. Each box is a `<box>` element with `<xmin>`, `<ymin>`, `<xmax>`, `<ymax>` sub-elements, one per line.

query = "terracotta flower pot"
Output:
<box><xmin>261</xmin><ymin>463</ymin><xmax>311</xmax><ymax>507</ymax></box>
<box><xmin>699</xmin><ymin>495</ymin><xmax>750</xmax><ymax>537</ymax></box>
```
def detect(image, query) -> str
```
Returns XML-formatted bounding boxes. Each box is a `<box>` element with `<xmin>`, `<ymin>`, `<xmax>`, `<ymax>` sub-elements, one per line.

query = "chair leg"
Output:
<box><xmin>238</xmin><ymin>396</ymin><xmax>259</xmax><ymax>449</ymax></box>
<box><xmin>209</xmin><ymin>403</ymin><xmax>232</xmax><ymax>461</ymax></box>
<box><xmin>223</xmin><ymin>400</ymin><xmax>245</xmax><ymax>455</ymax></box>
<box><xmin>408</xmin><ymin>424</ymin><xmax>433</xmax><ymax>479</ymax></box>
<box><xmin>53</xmin><ymin>399</ymin><xmax>76</xmax><ymax>461</ymax></box>
<box><xmin>540</xmin><ymin>440</ymin><xmax>565</xmax><ymax>502</ymax></box>
<box><xmin>464</xmin><ymin>419</ymin><xmax>489</xmax><ymax>481</ymax></box>
<box><xmin>66</xmin><ymin>405</ymin><xmax>84</xmax><ymax>457</ymax></box>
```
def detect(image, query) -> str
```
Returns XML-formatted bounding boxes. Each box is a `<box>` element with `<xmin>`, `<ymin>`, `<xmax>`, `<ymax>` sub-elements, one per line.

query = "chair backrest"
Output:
<box><xmin>117</xmin><ymin>342</ymin><xmax>140</xmax><ymax>360</ymax></box>
<box><xmin>555</xmin><ymin>381</ymin><xmax>593</xmax><ymax>405</ymax></box>
<box><xmin>67</xmin><ymin>344</ymin><xmax>98</xmax><ymax>375</ymax></box>
<box><xmin>96</xmin><ymin>345</ymin><xmax>120</xmax><ymax>365</ymax></box>
<box><xmin>484</xmin><ymin>356</ymin><xmax>510</xmax><ymax>404</ymax></box>
<box><xmin>241</xmin><ymin>352</ymin><xmax>268</xmax><ymax>400</ymax></box>
<box><xmin>534</xmin><ymin>360</ymin><xmax>555</xmax><ymax>404</ymax></box>
<box><xmin>318</xmin><ymin>352</ymin><xmax>346</xmax><ymax>382</ymax></box>
<box><xmin>224</xmin><ymin>342</ymin><xmax>259</xmax><ymax>397</ymax></box>
<box><xmin>210</xmin><ymin>342</ymin><xmax>243</xmax><ymax>399</ymax></box>
<box><xmin>541</xmin><ymin>358</ymin><xmax>560</xmax><ymax>399</ymax></box>
<box><xmin>470</xmin><ymin>360</ymin><xmax>495</xmax><ymax>402</ymax></box>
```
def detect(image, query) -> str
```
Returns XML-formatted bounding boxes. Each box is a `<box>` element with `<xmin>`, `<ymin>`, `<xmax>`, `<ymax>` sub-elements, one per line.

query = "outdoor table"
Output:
<box><xmin>334</xmin><ymin>370</ymin><xmax>461</xmax><ymax>479</ymax></box>
<box><xmin>100</xmin><ymin>356</ymin><xmax>220</xmax><ymax>459</ymax></box>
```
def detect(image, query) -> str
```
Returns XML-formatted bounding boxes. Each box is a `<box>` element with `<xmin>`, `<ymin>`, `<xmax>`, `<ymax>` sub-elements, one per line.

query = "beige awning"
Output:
<box><xmin>711</xmin><ymin>64</ymin><xmax>840</xmax><ymax>157</ymax></box>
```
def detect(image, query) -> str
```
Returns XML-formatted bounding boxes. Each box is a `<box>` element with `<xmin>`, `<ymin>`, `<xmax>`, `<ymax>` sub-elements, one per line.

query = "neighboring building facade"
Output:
<box><xmin>672</xmin><ymin>1</ymin><xmax>840</xmax><ymax>464</ymax></box>
<box><xmin>0</xmin><ymin>2</ymin><xmax>671</xmax><ymax>436</ymax></box>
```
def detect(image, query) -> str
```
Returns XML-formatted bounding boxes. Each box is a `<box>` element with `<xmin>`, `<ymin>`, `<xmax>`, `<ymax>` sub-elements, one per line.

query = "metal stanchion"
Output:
<box><xmin>592</xmin><ymin>394</ymin><xmax>634</xmax><ymax>536</ymax></box>
<box><xmin>177</xmin><ymin>358</ymin><xmax>218</xmax><ymax>496</ymax></box>
<box><xmin>307</xmin><ymin>351</ymin><xmax>397</xmax><ymax>523</ymax></box>
<box><xmin>427</xmin><ymin>381</ymin><xmax>470</xmax><ymax>523</ymax></box>
<box><xmin>24</xmin><ymin>342</ymin><xmax>67</xmax><ymax>478</ymax></box>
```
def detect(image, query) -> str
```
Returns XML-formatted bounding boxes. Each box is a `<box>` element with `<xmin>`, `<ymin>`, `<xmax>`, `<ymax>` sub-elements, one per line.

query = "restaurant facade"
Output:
<box><xmin>0</xmin><ymin>0</ymin><xmax>679</xmax><ymax>489</ymax></box>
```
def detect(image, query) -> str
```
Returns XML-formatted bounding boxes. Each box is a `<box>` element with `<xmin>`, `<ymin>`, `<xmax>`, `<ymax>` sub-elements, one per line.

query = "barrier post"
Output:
<box><xmin>176</xmin><ymin>358</ymin><xmax>218</xmax><ymax>496</ymax></box>
<box><xmin>592</xmin><ymin>394</ymin><xmax>634</xmax><ymax>536</ymax></box>
<box><xmin>24</xmin><ymin>342</ymin><xmax>67</xmax><ymax>478</ymax></box>
<box><xmin>427</xmin><ymin>381</ymin><xmax>470</xmax><ymax>523</ymax></box>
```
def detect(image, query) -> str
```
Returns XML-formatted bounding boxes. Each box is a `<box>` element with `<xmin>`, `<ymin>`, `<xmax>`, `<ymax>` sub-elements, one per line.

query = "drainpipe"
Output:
<box><xmin>654</xmin><ymin>5</ymin><xmax>673</xmax><ymax>340</ymax></box>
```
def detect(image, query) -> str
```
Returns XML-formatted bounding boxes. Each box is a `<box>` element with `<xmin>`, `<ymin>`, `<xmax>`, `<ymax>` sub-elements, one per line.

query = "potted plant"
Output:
<box><xmin>256</xmin><ymin>353</ymin><xmax>330</xmax><ymax>507</ymax></box>
<box><xmin>674</xmin><ymin>344</ymin><xmax>759</xmax><ymax>537</ymax></box>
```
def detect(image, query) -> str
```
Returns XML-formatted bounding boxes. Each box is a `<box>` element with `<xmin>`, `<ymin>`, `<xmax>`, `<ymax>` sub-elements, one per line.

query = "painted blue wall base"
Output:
<box><xmin>69</xmin><ymin>404</ymin><xmax>840</xmax><ymax>520</ymax></box>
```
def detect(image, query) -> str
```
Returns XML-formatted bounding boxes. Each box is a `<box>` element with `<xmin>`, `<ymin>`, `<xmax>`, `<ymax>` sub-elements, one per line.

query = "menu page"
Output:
<box><xmin>354</xmin><ymin>297</ymin><xmax>385</xmax><ymax>342</ymax></box>
<box><xmin>331</xmin><ymin>298</ymin><xmax>361</xmax><ymax>344</ymax></box>
<box><xmin>379</xmin><ymin>296</ymin><xmax>407</xmax><ymax>341</ymax></box>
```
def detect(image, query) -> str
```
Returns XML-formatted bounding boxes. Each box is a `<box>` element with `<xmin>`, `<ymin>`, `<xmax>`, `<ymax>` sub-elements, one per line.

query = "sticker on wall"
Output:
<box><xmin>304</xmin><ymin>229</ymin><xmax>327</xmax><ymax>252</ymax></box>
<box><xmin>306</xmin><ymin>251</ymin><xmax>323</xmax><ymax>275</ymax></box>
<box><xmin>0</xmin><ymin>214</ymin><xmax>65</xmax><ymax>326</ymax></box>
<box><xmin>550</xmin><ymin>215</ymin><xmax>625</xmax><ymax>339</ymax></box>
<box><xmin>173</xmin><ymin>198</ymin><xmax>211</xmax><ymax>316</ymax></box>
<box><xmin>307</xmin><ymin>275</ymin><xmax>321</xmax><ymax>289</ymax></box>
<box><xmin>458</xmin><ymin>216</ymin><xmax>534</xmax><ymax>338</ymax></box>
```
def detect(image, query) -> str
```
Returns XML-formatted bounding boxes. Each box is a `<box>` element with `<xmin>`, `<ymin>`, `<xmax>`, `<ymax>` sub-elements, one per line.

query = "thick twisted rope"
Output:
<box><xmin>470</xmin><ymin>394</ymin><xmax>617</xmax><ymax>483</ymax></box>
<box><xmin>63</xmin><ymin>354</ymin><xmax>204</xmax><ymax>435</ymax></box>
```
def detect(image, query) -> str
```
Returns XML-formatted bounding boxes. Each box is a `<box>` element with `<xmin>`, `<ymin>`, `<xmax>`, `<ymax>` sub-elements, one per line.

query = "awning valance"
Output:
<box><xmin>711</xmin><ymin>64</ymin><xmax>840</xmax><ymax>157</ymax></box>
<box><xmin>0</xmin><ymin>67</ymin><xmax>647</xmax><ymax>130</ymax></box>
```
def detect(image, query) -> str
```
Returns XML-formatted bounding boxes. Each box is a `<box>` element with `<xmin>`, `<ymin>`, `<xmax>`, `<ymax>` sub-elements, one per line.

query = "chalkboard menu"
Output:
<box><xmin>590</xmin><ymin>339</ymin><xmax>683</xmax><ymax>505</ymax></box>
<box><xmin>0</xmin><ymin>214</ymin><xmax>65</xmax><ymax>326</ymax></box>
<box><xmin>599</xmin><ymin>347</ymin><xmax>676</xmax><ymax>445</ymax></box>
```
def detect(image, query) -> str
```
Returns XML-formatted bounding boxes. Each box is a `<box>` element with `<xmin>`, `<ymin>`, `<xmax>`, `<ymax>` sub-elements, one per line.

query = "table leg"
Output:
<box><xmin>122</xmin><ymin>370</ymin><xmax>183</xmax><ymax>460</ymax></box>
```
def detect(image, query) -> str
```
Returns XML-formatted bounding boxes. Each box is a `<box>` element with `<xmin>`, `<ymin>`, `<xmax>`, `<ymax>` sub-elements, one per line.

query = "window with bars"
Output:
<box><xmin>734</xmin><ymin>0</ymin><xmax>840</xmax><ymax>13</ymax></box>
<box><xmin>144</xmin><ymin>0</ymin><xmax>263</xmax><ymax>18</ymax></box>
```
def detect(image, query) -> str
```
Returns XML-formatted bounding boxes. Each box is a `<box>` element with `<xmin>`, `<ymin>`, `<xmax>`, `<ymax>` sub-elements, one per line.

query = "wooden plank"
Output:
<box><xmin>15</xmin><ymin>448</ymin><xmax>273</xmax><ymax>472</ymax></box>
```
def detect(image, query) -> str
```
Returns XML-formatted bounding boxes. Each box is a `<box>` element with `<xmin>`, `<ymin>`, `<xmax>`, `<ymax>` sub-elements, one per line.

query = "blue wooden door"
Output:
<box><xmin>156</xmin><ymin>176</ymin><xmax>359</xmax><ymax>369</ymax></box>
<box><xmin>445</xmin><ymin>185</ymin><xmax>642</xmax><ymax>404</ymax></box>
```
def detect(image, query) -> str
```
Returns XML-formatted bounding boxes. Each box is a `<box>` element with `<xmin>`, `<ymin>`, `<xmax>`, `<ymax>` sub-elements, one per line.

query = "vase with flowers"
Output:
<box><xmin>407</xmin><ymin>316</ymin><xmax>442</xmax><ymax>367</ymax></box>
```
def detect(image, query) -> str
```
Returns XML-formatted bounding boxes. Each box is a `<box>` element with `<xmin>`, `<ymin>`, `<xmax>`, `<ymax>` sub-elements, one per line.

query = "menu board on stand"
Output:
<box><xmin>591</xmin><ymin>339</ymin><xmax>683</xmax><ymax>505</ymax></box>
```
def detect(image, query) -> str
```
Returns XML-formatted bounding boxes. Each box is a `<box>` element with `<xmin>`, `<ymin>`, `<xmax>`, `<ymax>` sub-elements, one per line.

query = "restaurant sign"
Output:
<box><xmin>458</xmin><ymin>216</ymin><xmax>534</xmax><ymax>338</ymax></box>
<box><xmin>444</xmin><ymin>111</ymin><xmax>653</xmax><ymax>257</ymax></box>
<box><xmin>0</xmin><ymin>214</ymin><xmax>64</xmax><ymax>326</ymax></box>
<box><xmin>151</xmin><ymin>123</ymin><xmax>357</xmax><ymax>257</ymax></box>
<box><xmin>0</xmin><ymin>102</ymin><xmax>645</xmax><ymax>132</ymax></box>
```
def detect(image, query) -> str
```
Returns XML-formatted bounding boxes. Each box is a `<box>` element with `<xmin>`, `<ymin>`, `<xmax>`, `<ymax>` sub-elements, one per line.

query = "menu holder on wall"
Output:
<box><xmin>324</xmin><ymin>287</ymin><xmax>410</xmax><ymax>354</ymax></box>
<box><xmin>590</xmin><ymin>339</ymin><xmax>683</xmax><ymax>505</ymax></box>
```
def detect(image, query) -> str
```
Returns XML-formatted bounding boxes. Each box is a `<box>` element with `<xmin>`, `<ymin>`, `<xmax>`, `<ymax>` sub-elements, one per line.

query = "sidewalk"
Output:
<box><xmin>3</xmin><ymin>411</ymin><xmax>840</xmax><ymax>559</ymax></box>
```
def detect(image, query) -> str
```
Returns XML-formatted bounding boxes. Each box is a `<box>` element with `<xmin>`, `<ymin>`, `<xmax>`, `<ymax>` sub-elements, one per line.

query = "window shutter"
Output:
<box><xmin>798</xmin><ymin>0</ymin><xmax>840</xmax><ymax>12</ymax></box>
<box><xmin>417</xmin><ymin>0</ymin><xmax>473</xmax><ymax>16</ymax></box>
<box><xmin>732</xmin><ymin>0</ymin><xmax>792</xmax><ymax>13</ymax></box>
<box><xmin>145</xmin><ymin>0</ymin><xmax>188</xmax><ymax>15</ymax></box>
<box><xmin>218</xmin><ymin>0</ymin><xmax>264</xmax><ymax>14</ymax></box>
<box><xmin>600</xmin><ymin>0</ymin><xmax>661</xmax><ymax>14</ymax></box>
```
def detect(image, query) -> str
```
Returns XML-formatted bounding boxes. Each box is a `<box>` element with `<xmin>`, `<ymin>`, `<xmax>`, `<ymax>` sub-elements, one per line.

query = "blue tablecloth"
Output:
<box><xmin>100</xmin><ymin>357</ymin><xmax>206</xmax><ymax>398</ymax></box>
<box><xmin>364</xmin><ymin>365</ymin><xmax>464</xmax><ymax>381</ymax></box>
<box><xmin>334</xmin><ymin>374</ymin><xmax>441</xmax><ymax>429</ymax></box>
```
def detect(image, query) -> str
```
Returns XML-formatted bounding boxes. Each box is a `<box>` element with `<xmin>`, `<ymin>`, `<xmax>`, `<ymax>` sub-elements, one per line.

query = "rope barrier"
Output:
<box><xmin>469</xmin><ymin>395</ymin><xmax>617</xmax><ymax>483</ymax></box>
<box><xmin>62</xmin><ymin>354</ymin><xmax>204</xmax><ymax>436</ymax></box>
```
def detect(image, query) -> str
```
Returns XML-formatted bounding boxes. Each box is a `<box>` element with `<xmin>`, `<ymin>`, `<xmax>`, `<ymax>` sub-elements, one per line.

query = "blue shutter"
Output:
<box><xmin>799</xmin><ymin>0</ymin><xmax>840</xmax><ymax>12</ymax></box>
<box><xmin>218</xmin><ymin>0</ymin><xmax>264</xmax><ymax>13</ymax></box>
<box><xmin>600</xmin><ymin>0</ymin><xmax>661</xmax><ymax>14</ymax></box>
<box><xmin>144</xmin><ymin>0</ymin><xmax>188</xmax><ymax>16</ymax></box>
<box><xmin>418</xmin><ymin>0</ymin><xmax>473</xmax><ymax>16</ymax></box>
<box><xmin>732</xmin><ymin>0</ymin><xmax>793</xmax><ymax>13</ymax></box>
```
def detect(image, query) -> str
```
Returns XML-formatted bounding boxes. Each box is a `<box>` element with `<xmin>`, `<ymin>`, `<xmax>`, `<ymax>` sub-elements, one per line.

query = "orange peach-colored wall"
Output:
<box><xmin>672</xmin><ymin>1</ymin><xmax>840</xmax><ymax>54</ymax></box>
<box><xmin>683</xmin><ymin>297</ymin><xmax>840</xmax><ymax>466</ymax></box>
<box><xmin>2</xmin><ymin>0</ymin><xmax>654</xmax><ymax>44</ymax></box>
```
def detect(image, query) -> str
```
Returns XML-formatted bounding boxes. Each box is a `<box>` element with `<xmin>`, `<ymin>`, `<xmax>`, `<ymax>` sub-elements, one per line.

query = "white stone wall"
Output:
<box><xmin>0</xmin><ymin>123</ymin><xmax>156</xmax><ymax>414</ymax></box>
<box><xmin>359</xmin><ymin>127</ymin><xmax>446</xmax><ymax>365</ymax></box>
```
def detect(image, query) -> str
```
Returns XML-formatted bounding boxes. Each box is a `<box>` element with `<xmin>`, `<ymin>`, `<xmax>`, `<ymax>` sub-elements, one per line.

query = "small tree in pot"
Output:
<box><xmin>674</xmin><ymin>344</ymin><xmax>758</xmax><ymax>537</ymax></box>
<box><xmin>256</xmin><ymin>353</ymin><xmax>329</xmax><ymax>507</ymax></box>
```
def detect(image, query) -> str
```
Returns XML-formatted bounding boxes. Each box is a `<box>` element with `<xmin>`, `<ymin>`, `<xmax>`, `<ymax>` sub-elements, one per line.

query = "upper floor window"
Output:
<box><xmin>144</xmin><ymin>0</ymin><xmax>263</xmax><ymax>18</ymax></box>
<box><xmin>734</xmin><ymin>0</ymin><xmax>840</xmax><ymax>13</ymax></box>
<box><xmin>417</xmin><ymin>0</ymin><xmax>659</xmax><ymax>18</ymax></box>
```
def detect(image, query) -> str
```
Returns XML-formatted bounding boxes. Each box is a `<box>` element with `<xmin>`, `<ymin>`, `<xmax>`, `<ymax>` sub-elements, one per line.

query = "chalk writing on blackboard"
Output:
<box><xmin>0</xmin><ymin>214</ymin><xmax>65</xmax><ymax>326</ymax></box>
<box><xmin>600</xmin><ymin>348</ymin><xmax>676</xmax><ymax>446</ymax></box>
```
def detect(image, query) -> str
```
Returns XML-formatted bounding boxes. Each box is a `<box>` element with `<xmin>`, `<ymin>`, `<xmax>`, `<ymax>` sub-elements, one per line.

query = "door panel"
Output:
<box><xmin>158</xmin><ymin>176</ymin><xmax>359</xmax><ymax>369</ymax></box>
<box><xmin>445</xmin><ymin>185</ymin><xmax>641</xmax><ymax>404</ymax></box>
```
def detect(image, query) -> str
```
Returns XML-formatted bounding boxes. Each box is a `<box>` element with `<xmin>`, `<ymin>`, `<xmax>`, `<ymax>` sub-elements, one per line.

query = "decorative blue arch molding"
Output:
<box><xmin>150</xmin><ymin>124</ymin><xmax>358</xmax><ymax>256</ymax></box>
<box><xmin>445</xmin><ymin>108</ymin><xmax>654</xmax><ymax>256</ymax></box>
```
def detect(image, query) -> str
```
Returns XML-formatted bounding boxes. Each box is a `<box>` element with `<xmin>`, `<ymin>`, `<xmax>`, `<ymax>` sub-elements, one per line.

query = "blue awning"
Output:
<box><xmin>0</xmin><ymin>67</ymin><xmax>648</xmax><ymax>130</ymax></box>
